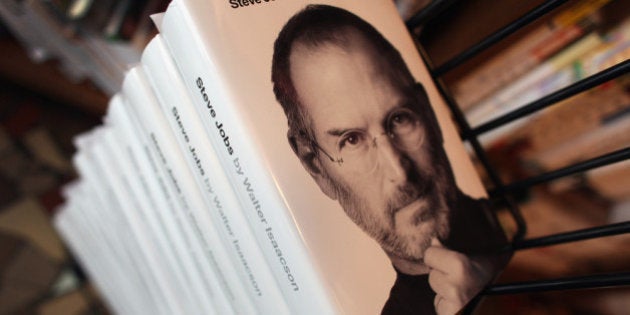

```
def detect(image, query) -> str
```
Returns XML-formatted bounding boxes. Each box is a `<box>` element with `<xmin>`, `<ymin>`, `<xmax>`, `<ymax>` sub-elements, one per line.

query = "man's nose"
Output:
<box><xmin>374</xmin><ymin>135</ymin><xmax>407</xmax><ymax>184</ymax></box>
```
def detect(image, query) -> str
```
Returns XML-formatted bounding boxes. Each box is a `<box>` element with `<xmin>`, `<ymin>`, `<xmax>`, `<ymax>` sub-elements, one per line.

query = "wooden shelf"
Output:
<box><xmin>0</xmin><ymin>38</ymin><xmax>107</xmax><ymax>116</ymax></box>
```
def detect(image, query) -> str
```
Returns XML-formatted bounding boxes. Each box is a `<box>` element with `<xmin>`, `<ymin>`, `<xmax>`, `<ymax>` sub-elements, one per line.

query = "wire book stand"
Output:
<box><xmin>405</xmin><ymin>0</ymin><xmax>630</xmax><ymax>313</ymax></box>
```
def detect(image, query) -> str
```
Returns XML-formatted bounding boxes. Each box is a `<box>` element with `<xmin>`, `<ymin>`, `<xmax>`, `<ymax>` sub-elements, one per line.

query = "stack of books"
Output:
<box><xmin>0</xmin><ymin>0</ymin><xmax>168</xmax><ymax>95</ymax></box>
<box><xmin>54</xmin><ymin>1</ymin><xmax>508</xmax><ymax>314</ymax></box>
<box><xmin>453</xmin><ymin>0</ymin><xmax>630</xmax><ymax>149</ymax></box>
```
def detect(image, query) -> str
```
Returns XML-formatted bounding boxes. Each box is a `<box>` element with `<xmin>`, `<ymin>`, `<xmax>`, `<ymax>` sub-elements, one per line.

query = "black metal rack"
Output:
<box><xmin>406</xmin><ymin>0</ymin><xmax>630</xmax><ymax>313</ymax></box>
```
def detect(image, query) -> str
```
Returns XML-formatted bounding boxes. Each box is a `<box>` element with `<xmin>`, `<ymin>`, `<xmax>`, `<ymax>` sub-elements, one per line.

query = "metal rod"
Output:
<box><xmin>491</xmin><ymin>147</ymin><xmax>630</xmax><ymax>196</ymax></box>
<box><xmin>484</xmin><ymin>272</ymin><xmax>630</xmax><ymax>295</ymax></box>
<box><xmin>416</xmin><ymin>45</ymin><xmax>528</xmax><ymax>241</ymax></box>
<box><xmin>512</xmin><ymin>221</ymin><xmax>630</xmax><ymax>250</ymax></box>
<box><xmin>432</xmin><ymin>0</ymin><xmax>569</xmax><ymax>76</ymax></box>
<box><xmin>405</xmin><ymin>0</ymin><xmax>458</xmax><ymax>30</ymax></box>
<box><xmin>472</xmin><ymin>60</ymin><xmax>630</xmax><ymax>136</ymax></box>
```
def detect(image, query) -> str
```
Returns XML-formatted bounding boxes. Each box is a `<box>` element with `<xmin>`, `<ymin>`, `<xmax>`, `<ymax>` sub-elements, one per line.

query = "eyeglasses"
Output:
<box><xmin>313</xmin><ymin>107</ymin><xmax>425</xmax><ymax>173</ymax></box>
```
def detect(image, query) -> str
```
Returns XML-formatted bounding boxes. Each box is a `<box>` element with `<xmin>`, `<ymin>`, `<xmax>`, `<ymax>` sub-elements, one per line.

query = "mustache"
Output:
<box><xmin>386</xmin><ymin>167</ymin><xmax>430</xmax><ymax>215</ymax></box>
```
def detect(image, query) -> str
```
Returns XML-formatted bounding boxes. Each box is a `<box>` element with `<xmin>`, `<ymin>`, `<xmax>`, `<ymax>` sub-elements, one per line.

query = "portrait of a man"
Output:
<box><xmin>271</xmin><ymin>5</ymin><xmax>507</xmax><ymax>315</ymax></box>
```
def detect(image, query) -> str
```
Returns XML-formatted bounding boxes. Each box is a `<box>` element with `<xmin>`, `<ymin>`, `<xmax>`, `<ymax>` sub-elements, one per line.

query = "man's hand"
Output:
<box><xmin>424</xmin><ymin>238</ymin><xmax>493</xmax><ymax>315</ymax></box>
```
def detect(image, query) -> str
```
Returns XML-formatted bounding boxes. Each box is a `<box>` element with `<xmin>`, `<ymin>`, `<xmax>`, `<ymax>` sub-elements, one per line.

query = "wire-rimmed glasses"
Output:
<box><xmin>312</xmin><ymin>107</ymin><xmax>425</xmax><ymax>173</ymax></box>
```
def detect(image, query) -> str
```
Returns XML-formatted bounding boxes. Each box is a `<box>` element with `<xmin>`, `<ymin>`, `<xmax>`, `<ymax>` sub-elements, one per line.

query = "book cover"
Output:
<box><xmin>159</xmin><ymin>1</ymin><xmax>509</xmax><ymax>314</ymax></box>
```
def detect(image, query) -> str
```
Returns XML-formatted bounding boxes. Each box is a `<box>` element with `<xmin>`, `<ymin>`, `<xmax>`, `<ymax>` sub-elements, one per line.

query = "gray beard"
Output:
<box><xmin>330</xmin><ymin>164</ymin><xmax>452</xmax><ymax>262</ymax></box>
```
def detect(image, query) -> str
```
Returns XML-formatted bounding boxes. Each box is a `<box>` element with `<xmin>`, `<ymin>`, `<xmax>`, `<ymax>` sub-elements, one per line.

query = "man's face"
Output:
<box><xmin>290</xmin><ymin>38</ymin><xmax>453</xmax><ymax>262</ymax></box>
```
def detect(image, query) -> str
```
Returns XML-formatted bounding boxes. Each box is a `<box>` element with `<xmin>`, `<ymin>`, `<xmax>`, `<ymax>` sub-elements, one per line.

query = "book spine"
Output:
<box><xmin>453</xmin><ymin>0</ymin><xmax>610</xmax><ymax>110</ymax></box>
<box><xmin>466</xmin><ymin>33</ymin><xmax>604</xmax><ymax>128</ymax></box>
<box><xmin>99</xmin><ymin>128</ymin><xmax>192</xmax><ymax>314</ymax></box>
<box><xmin>141</xmin><ymin>35</ymin><xmax>291</xmax><ymax>314</ymax></box>
<box><xmin>76</xmin><ymin>128</ymin><xmax>183</xmax><ymax>315</ymax></box>
<box><xmin>54</xmin><ymin>207</ymin><xmax>118</xmax><ymax>314</ymax></box>
<box><xmin>55</xmin><ymin>184</ymin><xmax>121</xmax><ymax>314</ymax></box>
<box><xmin>72</xmin><ymin>138</ymin><xmax>163</xmax><ymax>315</ymax></box>
<box><xmin>105</xmin><ymin>95</ymin><xmax>218</xmax><ymax>314</ymax></box>
<box><xmin>160</xmin><ymin>2</ymin><xmax>336</xmax><ymax>313</ymax></box>
<box><xmin>0</xmin><ymin>0</ymin><xmax>51</xmax><ymax>61</ymax></box>
<box><xmin>56</xmin><ymin>183</ymin><xmax>137</xmax><ymax>315</ymax></box>
<box><xmin>471</xmin><ymin>22</ymin><xmax>630</xmax><ymax>146</ymax></box>
<box><xmin>101</xmin><ymin>111</ymin><xmax>205</xmax><ymax>314</ymax></box>
<box><xmin>533</xmin><ymin>113</ymin><xmax>630</xmax><ymax>170</ymax></box>
<box><xmin>122</xmin><ymin>66</ymin><xmax>255</xmax><ymax>314</ymax></box>
<box><xmin>521</xmin><ymin>83</ymin><xmax>630</xmax><ymax>154</ymax></box>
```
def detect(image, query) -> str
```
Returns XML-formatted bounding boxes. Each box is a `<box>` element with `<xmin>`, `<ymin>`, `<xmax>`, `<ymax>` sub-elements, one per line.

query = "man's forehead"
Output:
<box><xmin>290</xmin><ymin>29</ymin><xmax>383</xmax><ymax>70</ymax></box>
<box><xmin>288</xmin><ymin>29</ymin><xmax>414</xmax><ymax>97</ymax></box>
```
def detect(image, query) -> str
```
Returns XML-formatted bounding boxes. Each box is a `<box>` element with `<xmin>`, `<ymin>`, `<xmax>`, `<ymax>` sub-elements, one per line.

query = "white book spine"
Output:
<box><xmin>56</xmin><ymin>186</ymin><xmax>135</xmax><ymax>315</ymax></box>
<box><xmin>141</xmin><ymin>35</ymin><xmax>291</xmax><ymax>314</ymax></box>
<box><xmin>105</xmin><ymin>95</ymin><xmax>217</xmax><ymax>315</ymax></box>
<box><xmin>100</xmin><ymin>121</ymin><xmax>202</xmax><ymax>314</ymax></box>
<box><xmin>73</xmin><ymin>132</ymin><xmax>152</xmax><ymax>314</ymax></box>
<box><xmin>72</xmin><ymin>149</ymin><xmax>158</xmax><ymax>315</ymax></box>
<box><xmin>55</xmin><ymin>186</ymin><xmax>119</xmax><ymax>314</ymax></box>
<box><xmin>75</xmin><ymin>130</ymin><xmax>180</xmax><ymax>315</ymax></box>
<box><xmin>115</xmin><ymin>91</ymin><xmax>230</xmax><ymax>315</ymax></box>
<box><xmin>160</xmin><ymin>2</ymin><xmax>336</xmax><ymax>313</ymax></box>
<box><xmin>122</xmin><ymin>66</ymin><xmax>255</xmax><ymax>314</ymax></box>
<box><xmin>94</xmin><ymin>130</ymin><xmax>183</xmax><ymax>315</ymax></box>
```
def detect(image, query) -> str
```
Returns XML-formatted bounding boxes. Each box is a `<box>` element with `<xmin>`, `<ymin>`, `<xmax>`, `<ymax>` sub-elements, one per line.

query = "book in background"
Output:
<box><xmin>510</xmin><ymin>80</ymin><xmax>630</xmax><ymax>171</ymax></box>
<box><xmin>469</xmin><ymin>11</ymin><xmax>630</xmax><ymax>147</ymax></box>
<box><xmin>0</xmin><ymin>0</ymin><xmax>168</xmax><ymax>95</ymax></box>
<box><xmin>451</xmin><ymin>0</ymin><xmax>612</xmax><ymax>112</ymax></box>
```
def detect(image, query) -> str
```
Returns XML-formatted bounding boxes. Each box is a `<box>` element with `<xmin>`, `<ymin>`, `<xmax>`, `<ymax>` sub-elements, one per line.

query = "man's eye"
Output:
<box><xmin>391</xmin><ymin>112</ymin><xmax>413</xmax><ymax>126</ymax></box>
<box><xmin>339</xmin><ymin>131</ymin><xmax>365</xmax><ymax>150</ymax></box>
<box><xmin>389</xmin><ymin>109</ymin><xmax>419</xmax><ymax>134</ymax></box>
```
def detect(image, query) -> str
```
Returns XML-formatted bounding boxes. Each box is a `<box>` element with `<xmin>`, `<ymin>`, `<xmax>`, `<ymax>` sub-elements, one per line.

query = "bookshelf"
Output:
<box><xmin>0</xmin><ymin>1</ymin><xmax>165</xmax><ymax>314</ymax></box>
<box><xmin>408</xmin><ymin>0</ymin><xmax>630</xmax><ymax>313</ymax></box>
<box><xmin>0</xmin><ymin>0</ymin><xmax>168</xmax><ymax>109</ymax></box>
<box><xmin>0</xmin><ymin>38</ymin><xmax>108</xmax><ymax>115</ymax></box>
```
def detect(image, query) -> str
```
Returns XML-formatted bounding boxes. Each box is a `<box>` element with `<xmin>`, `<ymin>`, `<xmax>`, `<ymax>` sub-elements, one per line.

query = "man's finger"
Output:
<box><xmin>425</xmin><ymin>246</ymin><xmax>469</xmax><ymax>279</ymax></box>
<box><xmin>435</xmin><ymin>298</ymin><xmax>462</xmax><ymax>315</ymax></box>
<box><xmin>431</xmin><ymin>237</ymin><xmax>443</xmax><ymax>247</ymax></box>
<box><xmin>429</xmin><ymin>267</ymin><xmax>460</xmax><ymax>302</ymax></box>
<box><xmin>433</xmin><ymin>294</ymin><xmax>441</xmax><ymax>310</ymax></box>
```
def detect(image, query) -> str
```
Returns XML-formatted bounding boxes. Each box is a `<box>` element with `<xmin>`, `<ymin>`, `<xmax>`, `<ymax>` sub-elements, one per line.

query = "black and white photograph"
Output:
<box><xmin>272</xmin><ymin>5</ymin><xmax>507</xmax><ymax>314</ymax></box>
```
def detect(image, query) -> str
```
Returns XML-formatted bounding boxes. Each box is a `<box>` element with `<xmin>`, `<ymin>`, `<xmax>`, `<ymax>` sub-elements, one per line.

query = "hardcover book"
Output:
<box><xmin>159</xmin><ymin>0</ymin><xmax>508</xmax><ymax>314</ymax></box>
<box><xmin>72</xmin><ymin>131</ymin><xmax>165</xmax><ymax>314</ymax></box>
<box><xmin>104</xmin><ymin>107</ymin><xmax>213</xmax><ymax>314</ymax></box>
<box><xmin>141</xmin><ymin>35</ymin><xmax>291</xmax><ymax>314</ymax></box>
<box><xmin>121</xmin><ymin>67</ymin><xmax>245</xmax><ymax>314</ymax></box>
<box><xmin>105</xmin><ymin>94</ymin><xmax>219</xmax><ymax>314</ymax></box>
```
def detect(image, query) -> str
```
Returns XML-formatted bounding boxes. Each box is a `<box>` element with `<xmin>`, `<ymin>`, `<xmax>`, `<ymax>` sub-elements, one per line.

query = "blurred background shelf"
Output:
<box><xmin>0</xmin><ymin>38</ymin><xmax>108</xmax><ymax>116</ymax></box>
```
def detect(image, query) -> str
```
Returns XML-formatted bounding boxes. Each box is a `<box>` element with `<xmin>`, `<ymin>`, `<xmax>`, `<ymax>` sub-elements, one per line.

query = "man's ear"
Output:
<box><xmin>288</xmin><ymin>132</ymin><xmax>339</xmax><ymax>200</ymax></box>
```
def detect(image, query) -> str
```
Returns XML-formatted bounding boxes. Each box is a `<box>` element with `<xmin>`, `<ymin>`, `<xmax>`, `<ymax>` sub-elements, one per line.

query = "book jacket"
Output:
<box><xmin>162</xmin><ymin>0</ymin><xmax>508</xmax><ymax>314</ymax></box>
